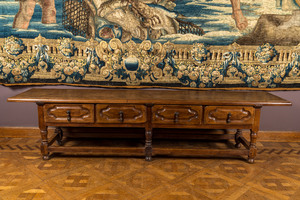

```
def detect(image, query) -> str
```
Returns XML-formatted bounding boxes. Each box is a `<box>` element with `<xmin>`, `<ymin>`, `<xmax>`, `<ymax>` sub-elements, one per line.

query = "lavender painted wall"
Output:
<box><xmin>0</xmin><ymin>85</ymin><xmax>299</xmax><ymax>131</ymax></box>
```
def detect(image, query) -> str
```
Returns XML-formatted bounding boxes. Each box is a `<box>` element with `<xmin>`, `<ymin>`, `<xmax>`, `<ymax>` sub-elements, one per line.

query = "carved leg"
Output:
<box><xmin>235</xmin><ymin>129</ymin><xmax>242</xmax><ymax>148</ymax></box>
<box><xmin>40</xmin><ymin>128</ymin><xmax>49</xmax><ymax>160</ymax></box>
<box><xmin>145</xmin><ymin>129</ymin><xmax>153</xmax><ymax>161</ymax></box>
<box><xmin>248</xmin><ymin>130</ymin><xmax>257</xmax><ymax>163</ymax></box>
<box><xmin>55</xmin><ymin>127</ymin><xmax>63</xmax><ymax>146</ymax></box>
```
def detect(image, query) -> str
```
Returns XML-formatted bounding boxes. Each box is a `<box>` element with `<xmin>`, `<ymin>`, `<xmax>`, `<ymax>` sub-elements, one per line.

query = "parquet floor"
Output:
<box><xmin>0</xmin><ymin>137</ymin><xmax>300</xmax><ymax>200</ymax></box>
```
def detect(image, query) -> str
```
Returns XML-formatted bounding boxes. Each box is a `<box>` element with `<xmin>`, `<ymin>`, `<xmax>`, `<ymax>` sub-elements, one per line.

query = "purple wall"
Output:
<box><xmin>0</xmin><ymin>85</ymin><xmax>299</xmax><ymax>131</ymax></box>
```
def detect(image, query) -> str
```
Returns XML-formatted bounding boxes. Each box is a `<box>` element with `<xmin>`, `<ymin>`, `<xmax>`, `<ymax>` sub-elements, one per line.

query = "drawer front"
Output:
<box><xmin>44</xmin><ymin>104</ymin><xmax>94</xmax><ymax>123</ymax></box>
<box><xmin>204</xmin><ymin>106</ymin><xmax>254</xmax><ymax>125</ymax></box>
<box><xmin>96</xmin><ymin>104</ymin><xmax>146</xmax><ymax>123</ymax></box>
<box><xmin>152</xmin><ymin>105</ymin><xmax>202</xmax><ymax>125</ymax></box>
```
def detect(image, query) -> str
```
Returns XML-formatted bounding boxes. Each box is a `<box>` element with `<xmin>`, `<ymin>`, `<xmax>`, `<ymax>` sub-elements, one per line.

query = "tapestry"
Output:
<box><xmin>1</xmin><ymin>0</ymin><xmax>300</xmax><ymax>90</ymax></box>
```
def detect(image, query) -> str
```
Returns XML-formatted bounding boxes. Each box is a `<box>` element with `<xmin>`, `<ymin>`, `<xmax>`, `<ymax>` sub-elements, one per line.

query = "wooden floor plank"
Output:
<box><xmin>0</xmin><ymin>137</ymin><xmax>299</xmax><ymax>199</ymax></box>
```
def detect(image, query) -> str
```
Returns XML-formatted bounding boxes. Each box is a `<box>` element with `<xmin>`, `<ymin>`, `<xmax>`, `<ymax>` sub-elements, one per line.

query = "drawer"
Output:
<box><xmin>44</xmin><ymin>104</ymin><xmax>94</xmax><ymax>123</ymax></box>
<box><xmin>152</xmin><ymin>105</ymin><xmax>202</xmax><ymax>125</ymax></box>
<box><xmin>96</xmin><ymin>104</ymin><xmax>146</xmax><ymax>123</ymax></box>
<box><xmin>204</xmin><ymin>106</ymin><xmax>254</xmax><ymax>125</ymax></box>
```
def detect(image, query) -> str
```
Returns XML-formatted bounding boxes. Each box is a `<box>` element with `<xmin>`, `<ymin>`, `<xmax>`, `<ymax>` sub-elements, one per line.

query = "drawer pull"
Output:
<box><xmin>226</xmin><ymin>113</ymin><xmax>232</xmax><ymax>123</ymax></box>
<box><xmin>119</xmin><ymin>111</ymin><xmax>124</xmax><ymax>122</ymax></box>
<box><xmin>174</xmin><ymin>112</ymin><xmax>179</xmax><ymax>123</ymax></box>
<box><xmin>66</xmin><ymin>110</ymin><xmax>71</xmax><ymax>122</ymax></box>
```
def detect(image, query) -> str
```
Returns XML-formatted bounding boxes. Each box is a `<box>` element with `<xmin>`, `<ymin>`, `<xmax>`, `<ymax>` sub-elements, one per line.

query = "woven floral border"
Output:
<box><xmin>1</xmin><ymin>35</ymin><xmax>300</xmax><ymax>90</ymax></box>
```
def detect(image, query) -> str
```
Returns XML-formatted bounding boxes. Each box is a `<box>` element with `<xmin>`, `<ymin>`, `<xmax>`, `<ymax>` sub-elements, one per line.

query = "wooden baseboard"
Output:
<box><xmin>0</xmin><ymin>127</ymin><xmax>55</xmax><ymax>138</ymax></box>
<box><xmin>230</xmin><ymin>130</ymin><xmax>300</xmax><ymax>142</ymax></box>
<box><xmin>0</xmin><ymin>127</ymin><xmax>299</xmax><ymax>142</ymax></box>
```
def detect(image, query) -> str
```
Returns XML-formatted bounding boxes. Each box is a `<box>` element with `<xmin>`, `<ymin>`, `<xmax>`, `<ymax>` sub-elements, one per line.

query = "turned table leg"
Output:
<box><xmin>37</xmin><ymin>102</ymin><xmax>49</xmax><ymax>160</ymax></box>
<box><xmin>145</xmin><ymin>129</ymin><xmax>153</xmax><ymax>161</ymax></box>
<box><xmin>40</xmin><ymin>128</ymin><xmax>49</xmax><ymax>160</ymax></box>
<box><xmin>235</xmin><ymin>129</ymin><xmax>242</xmax><ymax>148</ymax></box>
<box><xmin>145</xmin><ymin>105</ymin><xmax>153</xmax><ymax>161</ymax></box>
<box><xmin>248</xmin><ymin>106</ymin><xmax>261</xmax><ymax>163</ymax></box>
<box><xmin>248</xmin><ymin>130</ymin><xmax>257</xmax><ymax>163</ymax></box>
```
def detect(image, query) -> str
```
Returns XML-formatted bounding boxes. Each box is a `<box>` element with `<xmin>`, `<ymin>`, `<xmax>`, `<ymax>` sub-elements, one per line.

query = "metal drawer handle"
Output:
<box><xmin>66</xmin><ymin>110</ymin><xmax>71</xmax><ymax>122</ymax></box>
<box><xmin>119</xmin><ymin>111</ymin><xmax>124</xmax><ymax>122</ymax></box>
<box><xmin>226</xmin><ymin>112</ymin><xmax>232</xmax><ymax>123</ymax></box>
<box><xmin>174</xmin><ymin>112</ymin><xmax>179</xmax><ymax>123</ymax></box>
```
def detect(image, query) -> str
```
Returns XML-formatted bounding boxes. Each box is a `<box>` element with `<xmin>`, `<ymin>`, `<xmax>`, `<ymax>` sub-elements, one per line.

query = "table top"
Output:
<box><xmin>7</xmin><ymin>89</ymin><xmax>292</xmax><ymax>106</ymax></box>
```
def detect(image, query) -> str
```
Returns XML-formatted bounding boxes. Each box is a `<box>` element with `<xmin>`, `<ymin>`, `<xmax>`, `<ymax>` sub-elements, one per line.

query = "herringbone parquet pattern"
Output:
<box><xmin>0</xmin><ymin>138</ymin><xmax>300</xmax><ymax>200</ymax></box>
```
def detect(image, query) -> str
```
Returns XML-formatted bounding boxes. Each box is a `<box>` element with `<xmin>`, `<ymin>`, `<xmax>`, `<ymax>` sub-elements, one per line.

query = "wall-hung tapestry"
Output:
<box><xmin>1</xmin><ymin>0</ymin><xmax>300</xmax><ymax>90</ymax></box>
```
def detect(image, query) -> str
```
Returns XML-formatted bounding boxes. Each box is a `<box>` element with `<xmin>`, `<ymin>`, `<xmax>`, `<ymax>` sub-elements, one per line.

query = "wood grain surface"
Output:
<box><xmin>7</xmin><ymin>89</ymin><xmax>292</xmax><ymax>106</ymax></box>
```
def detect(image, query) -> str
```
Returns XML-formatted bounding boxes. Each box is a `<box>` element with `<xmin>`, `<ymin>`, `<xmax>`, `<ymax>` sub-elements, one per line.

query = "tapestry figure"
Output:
<box><xmin>62</xmin><ymin>0</ymin><xmax>248</xmax><ymax>41</ymax></box>
<box><xmin>13</xmin><ymin>0</ymin><xmax>56</xmax><ymax>29</ymax></box>
<box><xmin>230</xmin><ymin>0</ymin><xmax>248</xmax><ymax>30</ymax></box>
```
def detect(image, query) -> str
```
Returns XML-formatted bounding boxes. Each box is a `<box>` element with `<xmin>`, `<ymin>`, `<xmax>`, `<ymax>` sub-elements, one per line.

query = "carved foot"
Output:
<box><xmin>247</xmin><ymin>157</ymin><xmax>254</xmax><ymax>164</ymax></box>
<box><xmin>145</xmin><ymin>156</ymin><xmax>152</xmax><ymax>161</ymax></box>
<box><xmin>42</xmin><ymin>155</ymin><xmax>50</xmax><ymax>160</ymax></box>
<box><xmin>145</xmin><ymin>146</ymin><xmax>152</xmax><ymax>162</ymax></box>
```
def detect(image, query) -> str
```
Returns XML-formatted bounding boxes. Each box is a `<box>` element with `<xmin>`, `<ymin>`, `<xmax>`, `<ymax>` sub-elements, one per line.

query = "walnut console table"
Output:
<box><xmin>8</xmin><ymin>89</ymin><xmax>291</xmax><ymax>163</ymax></box>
